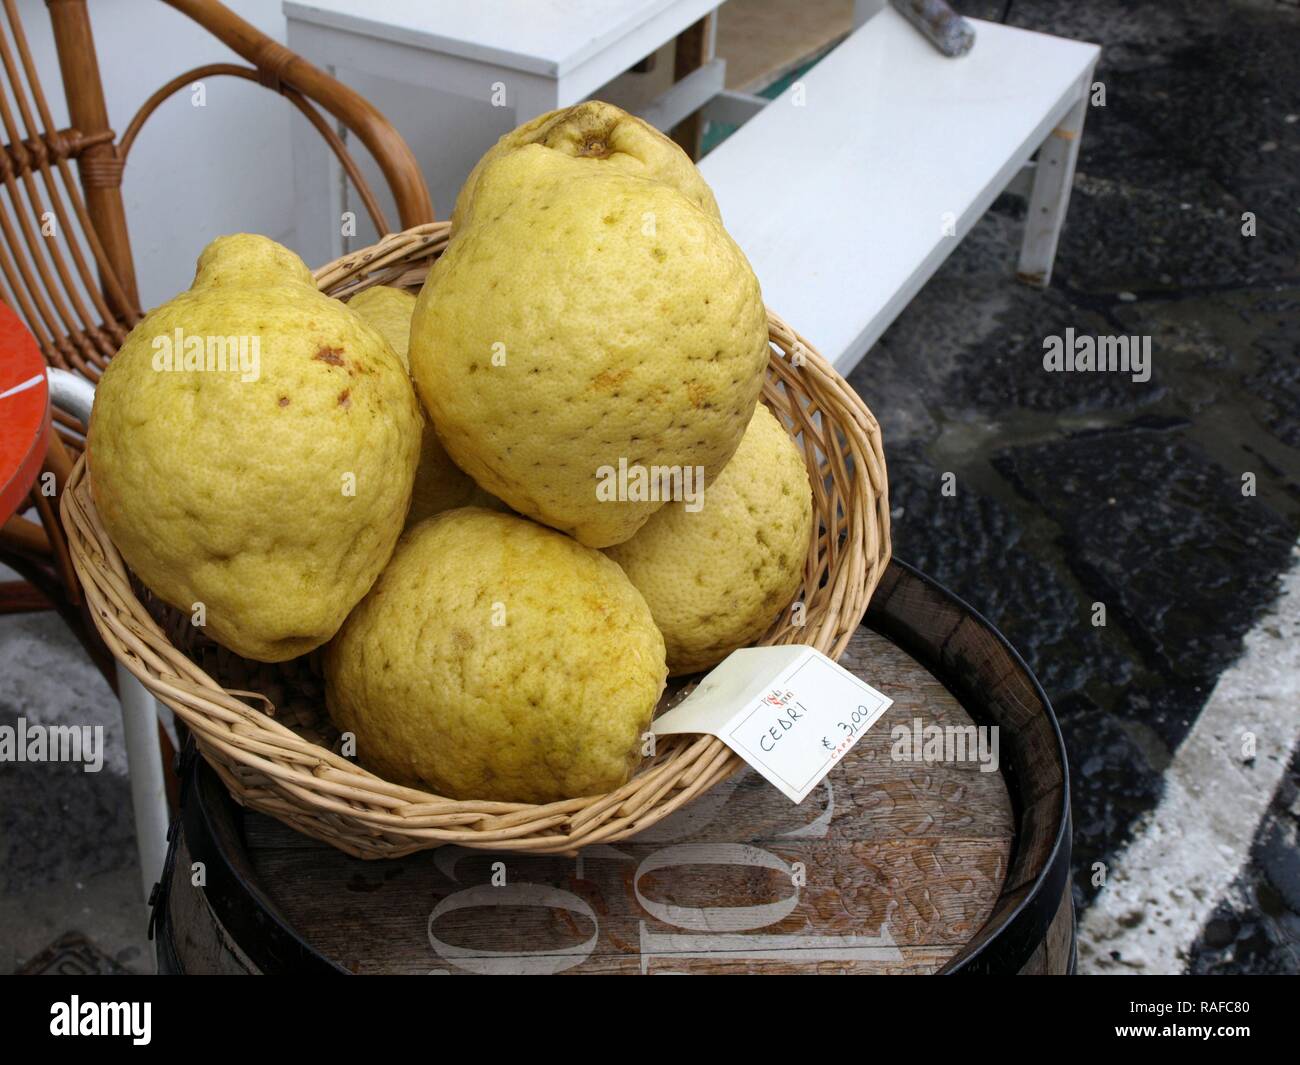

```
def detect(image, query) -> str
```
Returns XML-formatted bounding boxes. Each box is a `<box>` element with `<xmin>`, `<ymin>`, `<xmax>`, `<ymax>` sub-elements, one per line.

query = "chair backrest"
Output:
<box><xmin>0</xmin><ymin>0</ymin><xmax>433</xmax><ymax>380</ymax></box>
<box><xmin>0</xmin><ymin>0</ymin><xmax>138</xmax><ymax>379</ymax></box>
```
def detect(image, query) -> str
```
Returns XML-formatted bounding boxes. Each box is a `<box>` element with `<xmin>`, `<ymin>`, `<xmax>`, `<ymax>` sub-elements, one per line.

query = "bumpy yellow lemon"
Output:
<box><xmin>345</xmin><ymin>286</ymin><xmax>416</xmax><ymax>360</ymax></box>
<box><xmin>347</xmin><ymin>286</ymin><xmax>493</xmax><ymax>522</ymax></box>
<box><xmin>325</xmin><ymin>508</ymin><xmax>667</xmax><ymax>803</ymax></box>
<box><xmin>410</xmin><ymin>101</ymin><xmax>769</xmax><ymax>549</ymax></box>
<box><xmin>607</xmin><ymin>404</ymin><xmax>813</xmax><ymax>675</ymax></box>
<box><xmin>451</xmin><ymin>100</ymin><xmax>721</xmax><ymax>229</ymax></box>
<box><xmin>88</xmin><ymin>234</ymin><xmax>422</xmax><ymax>662</ymax></box>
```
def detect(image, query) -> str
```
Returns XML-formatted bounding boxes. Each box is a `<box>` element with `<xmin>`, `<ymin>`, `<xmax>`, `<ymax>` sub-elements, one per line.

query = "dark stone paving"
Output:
<box><xmin>18</xmin><ymin>931</ymin><xmax>132</xmax><ymax>976</ymax></box>
<box><xmin>993</xmin><ymin>427</ymin><xmax>1295</xmax><ymax>693</ymax></box>
<box><xmin>0</xmin><ymin>608</ymin><xmax>149</xmax><ymax>973</ymax></box>
<box><xmin>848</xmin><ymin>0</ymin><xmax>1300</xmax><ymax>971</ymax></box>
<box><xmin>0</xmin><ymin>728</ymin><xmax>137</xmax><ymax>896</ymax></box>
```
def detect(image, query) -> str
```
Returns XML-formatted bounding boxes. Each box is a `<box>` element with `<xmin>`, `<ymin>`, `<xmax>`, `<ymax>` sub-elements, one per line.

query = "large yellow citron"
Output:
<box><xmin>326</xmin><ymin>507</ymin><xmax>667</xmax><ymax>803</ymax></box>
<box><xmin>347</xmin><ymin>285</ymin><xmax>497</xmax><ymax>523</ymax></box>
<box><xmin>410</xmin><ymin>101</ymin><xmax>769</xmax><ymax>549</ymax></box>
<box><xmin>607</xmin><ymin>403</ymin><xmax>813</xmax><ymax>675</ymax></box>
<box><xmin>88</xmin><ymin>234</ymin><xmax>422</xmax><ymax>662</ymax></box>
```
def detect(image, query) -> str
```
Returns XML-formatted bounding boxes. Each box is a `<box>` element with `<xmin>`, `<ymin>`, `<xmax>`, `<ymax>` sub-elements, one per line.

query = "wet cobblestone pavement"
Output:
<box><xmin>847</xmin><ymin>0</ymin><xmax>1300</xmax><ymax>972</ymax></box>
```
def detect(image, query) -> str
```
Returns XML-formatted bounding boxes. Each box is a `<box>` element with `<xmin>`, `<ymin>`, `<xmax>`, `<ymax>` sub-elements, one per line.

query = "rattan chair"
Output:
<box><xmin>0</xmin><ymin>0</ymin><xmax>433</xmax><ymax>682</ymax></box>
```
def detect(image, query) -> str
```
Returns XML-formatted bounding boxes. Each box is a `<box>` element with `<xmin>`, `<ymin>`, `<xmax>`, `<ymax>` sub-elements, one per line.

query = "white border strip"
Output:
<box><xmin>1079</xmin><ymin>545</ymin><xmax>1300</xmax><ymax>973</ymax></box>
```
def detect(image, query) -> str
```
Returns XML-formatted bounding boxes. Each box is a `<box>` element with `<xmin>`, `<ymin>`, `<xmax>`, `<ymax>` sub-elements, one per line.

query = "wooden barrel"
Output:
<box><xmin>152</xmin><ymin>561</ymin><xmax>1074</xmax><ymax>975</ymax></box>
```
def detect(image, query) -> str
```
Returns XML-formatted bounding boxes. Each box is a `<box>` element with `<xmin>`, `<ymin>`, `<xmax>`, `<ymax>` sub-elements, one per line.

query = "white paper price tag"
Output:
<box><xmin>652</xmin><ymin>645</ymin><xmax>893</xmax><ymax>804</ymax></box>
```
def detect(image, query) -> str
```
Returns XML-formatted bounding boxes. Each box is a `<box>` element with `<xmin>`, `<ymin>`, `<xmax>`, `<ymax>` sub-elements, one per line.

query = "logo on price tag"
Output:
<box><xmin>653</xmin><ymin>646</ymin><xmax>892</xmax><ymax>803</ymax></box>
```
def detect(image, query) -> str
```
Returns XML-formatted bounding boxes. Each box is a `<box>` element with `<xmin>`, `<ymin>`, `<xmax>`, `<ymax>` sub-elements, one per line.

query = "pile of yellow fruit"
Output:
<box><xmin>87</xmin><ymin>103</ymin><xmax>814</xmax><ymax>805</ymax></box>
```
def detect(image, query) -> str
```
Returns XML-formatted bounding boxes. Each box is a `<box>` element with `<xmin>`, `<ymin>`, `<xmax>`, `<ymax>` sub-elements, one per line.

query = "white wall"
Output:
<box><xmin>15</xmin><ymin>0</ymin><xmax>294</xmax><ymax>310</ymax></box>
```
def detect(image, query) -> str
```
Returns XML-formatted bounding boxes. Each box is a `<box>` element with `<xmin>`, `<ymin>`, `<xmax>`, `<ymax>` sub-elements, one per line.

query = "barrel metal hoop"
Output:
<box><xmin>864</xmin><ymin>559</ymin><xmax>1073</xmax><ymax>976</ymax></box>
<box><xmin>179</xmin><ymin>749</ymin><xmax>350</xmax><ymax>975</ymax></box>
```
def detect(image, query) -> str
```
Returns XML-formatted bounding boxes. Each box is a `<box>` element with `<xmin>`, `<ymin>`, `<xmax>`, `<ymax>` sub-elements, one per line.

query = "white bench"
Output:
<box><xmin>285</xmin><ymin>1</ymin><xmax>1099</xmax><ymax>377</ymax></box>
<box><xmin>698</xmin><ymin>5</ymin><xmax>1100</xmax><ymax>374</ymax></box>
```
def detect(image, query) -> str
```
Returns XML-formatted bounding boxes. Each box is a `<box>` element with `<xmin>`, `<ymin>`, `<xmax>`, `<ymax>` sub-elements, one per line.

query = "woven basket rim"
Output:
<box><xmin>64</xmin><ymin>222</ymin><xmax>891</xmax><ymax>857</ymax></box>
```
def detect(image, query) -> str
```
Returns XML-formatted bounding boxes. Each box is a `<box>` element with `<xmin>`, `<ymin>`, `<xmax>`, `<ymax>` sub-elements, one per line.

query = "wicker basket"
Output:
<box><xmin>62</xmin><ymin>222</ymin><xmax>891</xmax><ymax>858</ymax></box>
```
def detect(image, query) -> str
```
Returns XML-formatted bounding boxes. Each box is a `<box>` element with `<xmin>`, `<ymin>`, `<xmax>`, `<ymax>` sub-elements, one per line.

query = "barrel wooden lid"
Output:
<box><xmin>235</xmin><ymin>627</ymin><xmax>1014</xmax><ymax>974</ymax></box>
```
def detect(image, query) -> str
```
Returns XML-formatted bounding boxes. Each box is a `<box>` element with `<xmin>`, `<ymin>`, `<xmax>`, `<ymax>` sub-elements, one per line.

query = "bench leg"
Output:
<box><xmin>1017</xmin><ymin>88</ymin><xmax>1089</xmax><ymax>288</ymax></box>
<box><xmin>669</xmin><ymin>13</ymin><xmax>717</xmax><ymax>160</ymax></box>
